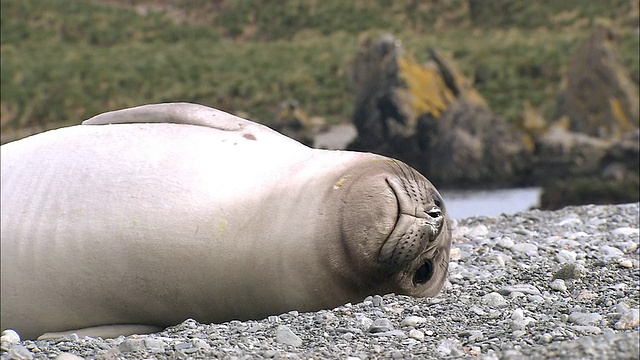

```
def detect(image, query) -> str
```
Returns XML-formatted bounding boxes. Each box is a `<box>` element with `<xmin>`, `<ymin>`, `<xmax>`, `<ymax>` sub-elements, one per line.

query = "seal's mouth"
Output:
<box><xmin>377</xmin><ymin>177</ymin><xmax>444</xmax><ymax>269</ymax></box>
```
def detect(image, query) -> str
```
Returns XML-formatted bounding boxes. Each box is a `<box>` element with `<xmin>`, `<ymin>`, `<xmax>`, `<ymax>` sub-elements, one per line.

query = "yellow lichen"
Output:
<box><xmin>397</xmin><ymin>54</ymin><xmax>455</xmax><ymax>118</ymax></box>
<box><xmin>609</xmin><ymin>97</ymin><xmax>635</xmax><ymax>137</ymax></box>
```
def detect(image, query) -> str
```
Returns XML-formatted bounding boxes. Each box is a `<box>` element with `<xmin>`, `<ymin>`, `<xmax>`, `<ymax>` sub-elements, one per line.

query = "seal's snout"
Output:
<box><xmin>377</xmin><ymin>178</ymin><xmax>445</xmax><ymax>268</ymax></box>
<box><xmin>336</xmin><ymin>159</ymin><xmax>451</xmax><ymax>299</ymax></box>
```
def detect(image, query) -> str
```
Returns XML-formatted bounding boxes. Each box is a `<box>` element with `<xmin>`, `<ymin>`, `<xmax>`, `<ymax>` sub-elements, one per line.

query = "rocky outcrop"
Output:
<box><xmin>537</xmin><ymin>129</ymin><xmax>639</xmax><ymax>210</ymax></box>
<box><xmin>554</xmin><ymin>25</ymin><xmax>639</xmax><ymax>138</ymax></box>
<box><xmin>346</xmin><ymin>31</ymin><xmax>638</xmax><ymax>204</ymax></box>
<box><xmin>532</xmin><ymin>25</ymin><xmax>640</xmax><ymax>209</ymax></box>
<box><xmin>347</xmin><ymin>34</ymin><xmax>530</xmax><ymax>188</ymax></box>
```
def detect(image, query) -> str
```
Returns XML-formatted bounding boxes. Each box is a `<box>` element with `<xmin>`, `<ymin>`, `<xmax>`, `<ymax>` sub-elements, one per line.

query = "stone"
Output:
<box><xmin>554</xmin><ymin>25</ymin><xmax>639</xmax><ymax>138</ymax></box>
<box><xmin>275</xmin><ymin>325</ymin><xmax>303</xmax><ymax>347</ymax></box>
<box><xmin>347</xmin><ymin>34</ymin><xmax>530</xmax><ymax>188</ymax></box>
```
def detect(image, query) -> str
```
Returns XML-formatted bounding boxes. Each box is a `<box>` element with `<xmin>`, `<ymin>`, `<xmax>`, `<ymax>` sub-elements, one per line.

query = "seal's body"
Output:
<box><xmin>1</xmin><ymin>103</ymin><xmax>451</xmax><ymax>340</ymax></box>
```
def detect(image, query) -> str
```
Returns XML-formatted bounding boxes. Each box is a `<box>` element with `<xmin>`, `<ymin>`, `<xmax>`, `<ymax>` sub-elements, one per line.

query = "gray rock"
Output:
<box><xmin>118</xmin><ymin>338</ymin><xmax>145</xmax><ymax>353</ymax></box>
<box><xmin>482</xmin><ymin>292</ymin><xmax>508</xmax><ymax>308</ymax></box>
<box><xmin>275</xmin><ymin>325</ymin><xmax>302</xmax><ymax>347</ymax></box>
<box><xmin>367</xmin><ymin>318</ymin><xmax>394</xmax><ymax>333</ymax></box>
<box><xmin>553</xmin><ymin>262</ymin><xmax>586</xmax><ymax>280</ymax></box>
<box><xmin>499</xmin><ymin>284</ymin><xmax>541</xmax><ymax>296</ymax></box>
<box><xmin>569</xmin><ymin>312</ymin><xmax>603</xmax><ymax>325</ymax></box>
<box><xmin>3</xmin><ymin>344</ymin><xmax>34</xmax><ymax>360</ymax></box>
<box><xmin>400</xmin><ymin>316</ymin><xmax>426</xmax><ymax>327</ymax></box>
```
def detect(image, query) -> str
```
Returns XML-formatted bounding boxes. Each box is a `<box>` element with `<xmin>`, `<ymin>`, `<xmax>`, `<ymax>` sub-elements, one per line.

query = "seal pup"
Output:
<box><xmin>1</xmin><ymin>103</ymin><xmax>451</xmax><ymax>339</ymax></box>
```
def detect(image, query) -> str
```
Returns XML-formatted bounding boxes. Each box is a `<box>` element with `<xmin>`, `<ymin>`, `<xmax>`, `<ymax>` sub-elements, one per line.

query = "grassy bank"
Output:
<box><xmin>1</xmin><ymin>0</ymin><xmax>638</xmax><ymax>142</ymax></box>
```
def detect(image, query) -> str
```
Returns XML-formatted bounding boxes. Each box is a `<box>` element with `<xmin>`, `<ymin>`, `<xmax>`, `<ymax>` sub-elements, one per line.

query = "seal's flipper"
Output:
<box><xmin>37</xmin><ymin>324</ymin><xmax>163</xmax><ymax>340</ymax></box>
<box><xmin>83</xmin><ymin>102</ymin><xmax>252</xmax><ymax>132</ymax></box>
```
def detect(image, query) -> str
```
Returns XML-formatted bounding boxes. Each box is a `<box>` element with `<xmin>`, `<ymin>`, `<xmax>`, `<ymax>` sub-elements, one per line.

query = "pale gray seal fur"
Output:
<box><xmin>0</xmin><ymin>103</ymin><xmax>451</xmax><ymax>340</ymax></box>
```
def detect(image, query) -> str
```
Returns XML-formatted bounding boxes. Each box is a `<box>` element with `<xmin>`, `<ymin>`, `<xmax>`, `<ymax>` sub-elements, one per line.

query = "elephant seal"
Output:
<box><xmin>0</xmin><ymin>103</ymin><xmax>451</xmax><ymax>340</ymax></box>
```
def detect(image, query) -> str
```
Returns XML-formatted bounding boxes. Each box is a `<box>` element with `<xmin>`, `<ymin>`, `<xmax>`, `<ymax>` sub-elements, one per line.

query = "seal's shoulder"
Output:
<box><xmin>82</xmin><ymin>102</ymin><xmax>256</xmax><ymax>132</ymax></box>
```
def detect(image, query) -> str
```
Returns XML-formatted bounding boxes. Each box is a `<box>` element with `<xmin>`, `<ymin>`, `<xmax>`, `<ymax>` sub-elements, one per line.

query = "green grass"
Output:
<box><xmin>1</xmin><ymin>0</ymin><xmax>638</xmax><ymax>142</ymax></box>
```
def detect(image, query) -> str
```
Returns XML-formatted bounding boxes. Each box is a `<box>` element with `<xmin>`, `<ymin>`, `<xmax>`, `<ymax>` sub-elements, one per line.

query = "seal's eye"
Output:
<box><xmin>413</xmin><ymin>260</ymin><xmax>433</xmax><ymax>285</ymax></box>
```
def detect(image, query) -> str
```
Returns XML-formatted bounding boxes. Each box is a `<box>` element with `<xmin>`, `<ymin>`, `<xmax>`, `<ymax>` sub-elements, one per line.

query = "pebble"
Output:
<box><xmin>615</xmin><ymin>309</ymin><xmax>640</xmax><ymax>330</ymax></box>
<box><xmin>617</xmin><ymin>258</ymin><xmax>634</xmax><ymax>268</ymax></box>
<box><xmin>466</xmin><ymin>224</ymin><xmax>489</xmax><ymax>238</ymax></box>
<box><xmin>400</xmin><ymin>316</ymin><xmax>426</xmax><ymax>327</ymax></box>
<box><xmin>408</xmin><ymin>329</ymin><xmax>424</xmax><ymax>341</ymax></box>
<box><xmin>510</xmin><ymin>242</ymin><xmax>538</xmax><ymax>254</ymax></box>
<box><xmin>550</xmin><ymin>278</ymin><xmax>568</xmax><ymax>292</ymax></box>
<box><xmin>0</xmin><ymin>329</ymin><xmax>21</xmax><ymax>352</ymax></box>
<box><xmin>612</xmin><ymin>227</ymin><xmax>639</xmax><ymax>236</ymax></box>
<box><xmin>568</xmin><ymin>312</ymin><xmax>603</xmax><ymax>325</ymax></box>
<box><xmin>275</xmin><ymin>325</ymin><xmax>303</xmax><ymax>347</ymax></box>
<box><xmin>557</xmin><ymin>217</ymin><xmax>582</xmax><ymax>226</ymax></box>
<box><xmin>499</xmin><ymin>284</ymin><xmax>541</xmax><ymax>296</ymax></box>
<box><xmin>555</xmin><ymin>249</ymin><xmax>577</xmax><ymax>263</ymax></box>
<box><xmin>2</xmin><ymin>344</ymin><xmax>34</xmax><ymax>360</ymax></box>
<box><xmin>599</xmin><ymin>245</ymin><xmax>624</xmax><ymax>258</ymax></box>
<box><xmin>482</xmin><ymin>292</ymin><xmax>508</xmax><ymax>308</ymax></box>
<box><xmin>56</xmin><ymin>353</ymin><xmax>85</xmax><ymax>360</ymax></box>
<box><xmin>496</xmin><ymin>236</ymin><xmax>515</xmax><ymax>249</ymax></box>
<box><xmin>571</xmin><ymin>325</ymin><xmax>602</xmax><ymax>335</ymax></box>
<box><xmin>553</xmin><ymin>262</ymin><xmax>585</xmax><ymax>280</ymax></box>
<box><xmin>367</xmin><ymin>318</ymin><xmax>394</xmax><ymax>333</ymax></box>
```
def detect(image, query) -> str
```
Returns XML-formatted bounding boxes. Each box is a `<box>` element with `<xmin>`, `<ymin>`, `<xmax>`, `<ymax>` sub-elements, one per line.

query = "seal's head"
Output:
<box><xmin>337</xmin><ymin>159</ymin><xmax>451</xmax><ymax>298</ymax></box>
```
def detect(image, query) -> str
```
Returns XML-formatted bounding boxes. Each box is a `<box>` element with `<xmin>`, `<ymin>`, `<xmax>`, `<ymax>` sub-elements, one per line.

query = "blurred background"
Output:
<box><xmin>1</xmin><ymin>0</ymin><xmax>638</xmax><ymax>218</ymax></box>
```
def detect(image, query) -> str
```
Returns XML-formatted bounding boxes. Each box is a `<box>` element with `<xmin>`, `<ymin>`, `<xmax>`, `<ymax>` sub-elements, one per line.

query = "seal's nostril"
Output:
<box><xmin>413</xmin><ymin>260</ymin><xmax>433</xmax><ymax>284</ymax></box>
<box><xmin>426</xmin><ymin>207</ymin><xmax>442</xmax><ymax>219</ymax></box>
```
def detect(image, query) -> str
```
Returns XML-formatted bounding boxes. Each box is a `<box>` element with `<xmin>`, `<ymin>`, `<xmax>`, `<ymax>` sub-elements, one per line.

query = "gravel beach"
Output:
<box><xmin>2</xmin><ymin>203</ymin><xmax>639</xmax><ymax>359</ymax></box>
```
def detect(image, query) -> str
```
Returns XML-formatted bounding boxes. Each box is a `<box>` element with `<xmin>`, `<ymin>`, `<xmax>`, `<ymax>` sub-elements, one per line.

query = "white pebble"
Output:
<box><xmin>569</xmin><ymin>231</ymin><xmax>590</xmax><ymax>239</ymax></box>
<box><xmin>571</xmin><ymin>325</ymin><xmax>602</xmax><ymax>335</ymax></box>
<box><xmin>467</xmin><ymin>224</ymin><xmax>489</xmax><ymax>238</ymax></box>
<box><xmin>511</xmin><ymin>243</ymin><xmax>538</xmax><ymax>254</ymax></box>
<box><xmin>612</xmin><ymin>227</ymin><xmax>639</xmax><ymax>236</ymax></box>
<box><xmin>615</xmin><ymin>309</ymin><xmax>639</xmax><ymax>330</ymax></box>
<box><xmin>511</xmin><ymin>308</ymin><xmax>525</xmax><ymax>321</ymax></box>
<box><xmin>557</xmin><ymin>217</ymin><xmax>582</xmax><ymax>226</ymax></box>
<box><xmin>555</xmin><ymin>249</ymin><xmax>577</xmax><ymax>263</ymax></box>
<box><xmin>617</xmin><ymin>258</ymin><xmax>633</xmax><ymax>268</ymax></box>
<box><xmin>408</xmin><ymin>329</ymin><xmax>425</xmax><ymax>341</ymax></box>
<box><xmin>56</xmin><ymin>353</ymin><xmax>85</xmax><ymax>360</ymax></box>
<box><xmin>497</xmin><ymin>236</ymin><xmax>515</xmax><ymax>249</ymax></box>
<box><xmin>400</xmin><ymin>316</ymin><xmax>426</xmax><ymax>327</ymax></box>
<box><xmin>550</xmin><ymin>279</ymin><xmax>568</xmax><ymax>292</ymax></box>
<box><xmin>482</xmin><ymin>292</ymin><xmax>508</xmax><ymax>308</ymax></box>
<box><xmin>1</xmin><ymin>329</ymin><xmax>21</xmax><ymax>346</ymax></box>
<box><xmin>599</xmin><ymin>245</ymin><xmax>624</xmax><ymax>258</ymax></box>
<box><xmin>568</xmin><ymin>312</ymin><xmax>602</xmax><ymax>325</ymax></box>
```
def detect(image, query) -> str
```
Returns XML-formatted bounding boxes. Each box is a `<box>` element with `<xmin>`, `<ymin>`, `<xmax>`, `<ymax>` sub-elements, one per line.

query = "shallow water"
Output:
<box><xmin>440</xmin><ymin>187</ymin><xmax>542</xmax><ymax>219</ymax></box>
